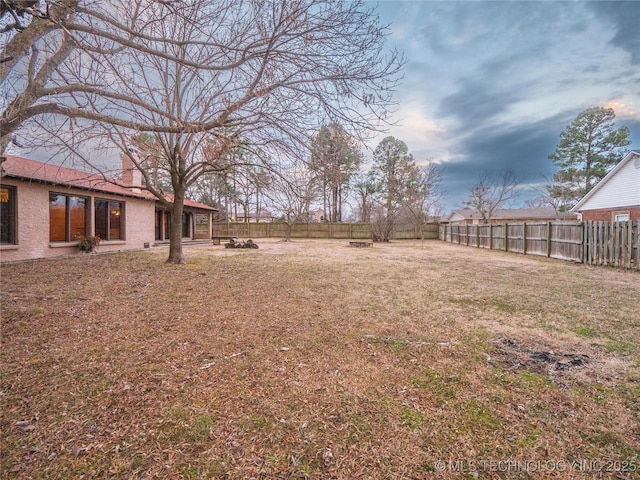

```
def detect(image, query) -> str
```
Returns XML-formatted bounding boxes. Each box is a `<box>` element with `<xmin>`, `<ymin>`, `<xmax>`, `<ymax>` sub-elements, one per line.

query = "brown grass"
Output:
<box><xmin>1</xmin><ymin>239</ymin><xmax>639</xmax><ymax>479</ymax></box>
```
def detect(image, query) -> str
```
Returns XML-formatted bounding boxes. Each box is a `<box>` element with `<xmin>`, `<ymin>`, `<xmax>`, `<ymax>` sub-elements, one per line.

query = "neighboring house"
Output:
<box><xmin>308</xmin><ymin>209</ymin><xmax>325</xmax><ymax>223</ymax></box>
<box><xmin>446</xmin><ymin>208</ymin><xmax>577</xmax><ymax>225</ymax></box>
<box><xmin>232</xmin><ymin>212</ymin><xmax>277</xmax><ymax>223</ymax></box>
<box><xmin>571</xmin><ymin>151</ymin><xmax>640</xmax><ymax>222</ymax></box>
<box><xmin>0</xmin><ymin>155</ymin><xmax>217</xmax><ymax>262</ymax></box>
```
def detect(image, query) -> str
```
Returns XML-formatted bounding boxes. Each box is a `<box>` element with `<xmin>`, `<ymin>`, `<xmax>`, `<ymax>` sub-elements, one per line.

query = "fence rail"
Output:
<box><xmin>212</xmin><ymin>222</ymin><xmax>440</xmax><ymax>241</ymax></box>
<box><xmin>439</xmin><ymin>221</ymin><xmax>639</xmax><ymax>270</ymax></box>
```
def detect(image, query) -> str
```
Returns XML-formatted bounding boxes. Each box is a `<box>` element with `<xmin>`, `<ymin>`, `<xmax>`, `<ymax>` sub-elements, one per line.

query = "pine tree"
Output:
<box><xmin>548</xmin><ymin>107</ymin><xmax>630</xmax><ymax>209</ymax></box>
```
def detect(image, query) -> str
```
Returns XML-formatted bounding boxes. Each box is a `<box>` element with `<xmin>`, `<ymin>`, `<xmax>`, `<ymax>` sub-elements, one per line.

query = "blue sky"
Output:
<box><xmin>366</xmin><ymin>0</ymin><xmax>640</xmax><ymax>212</ymax></box>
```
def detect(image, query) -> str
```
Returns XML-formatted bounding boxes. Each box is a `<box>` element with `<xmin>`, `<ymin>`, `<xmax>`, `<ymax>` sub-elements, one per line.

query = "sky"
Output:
<box><xmin>7</xmin><ymin>1</ymin><xmax>639</xmax><ymax>215</ymax></box>
<box><xmin>365</xmin><ymin>0</ymin><xmax>640</xmax><ymax>212</ymax></box>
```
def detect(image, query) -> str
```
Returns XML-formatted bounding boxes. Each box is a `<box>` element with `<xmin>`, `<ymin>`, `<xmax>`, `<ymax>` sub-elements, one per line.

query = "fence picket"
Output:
<box><xmin>441</xmin><ymin>220</ymin><xmax>638</xmax><ymax>270</ymax></box>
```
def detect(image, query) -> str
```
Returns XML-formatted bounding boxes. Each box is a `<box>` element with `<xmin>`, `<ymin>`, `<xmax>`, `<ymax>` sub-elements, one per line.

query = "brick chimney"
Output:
<box><xmin>121</xmin><ymin>153</ymin><xmax>142</xmax><ymax>193</ymax></box>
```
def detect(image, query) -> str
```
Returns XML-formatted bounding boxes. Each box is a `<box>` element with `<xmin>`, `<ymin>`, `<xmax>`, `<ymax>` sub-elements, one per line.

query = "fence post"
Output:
<box><xmin>592</xmin><ymin>221</ymin><xmax>597</xmax><ymax>264</ymax></box>
<box><xmin>547</xmin><ymin>222</ymin><xmax>553</xmax><ymax>258</ymax></box>
<box><xmin>577</xmin><ymin>221</ymin><xmax>583</xmax><ymax>263</ymax></box>
<box><xmin>598</xmin><ymin>222</ymin><xmax>604</xmax><ymax>264</ymax></box>
<box><xmin>583</xmin><ymin>222</ymin><xmax>587</xmax><ymax>264</ymax></box>
<box><xmin>615</xmin><ymin>222</ymin><xmax>620</xmax><ymax>266</ymax></box>
<box><xmin>523</xmin><ymin>222</ymin><xmax>527</xmax><ymax>255</ymax></box>
<box><xmin>626</xmin><ymin>220</ymin><xmax>632</xmax><ymax>268</ymax></box>
<box><xmin>504</xmin><ymin>223</ymin><xmax>509</xmax><ymax>252</ymax></box>
<box><xmin>636</xmin><ymin>221</ymin><xmax>640</xmax><ymax>270</ymax></box>
<box><xmin>591</xmin><ymin>221</ymin><xmax>596</xmax><ymax>264</ymax></box>
<box><xmin>581</xmin><ymin>221</ymin><xmax>585</xmax><ymax>264</ymax></box>
<box><xmin>489</xmin><ymin>224</ymin><xmax>493</xmax><ymax>250</ymax></box>
<box><xmin>593</xmin><ymin>221</ymin><xmax>602</xmax><ymax>265</ymax></box>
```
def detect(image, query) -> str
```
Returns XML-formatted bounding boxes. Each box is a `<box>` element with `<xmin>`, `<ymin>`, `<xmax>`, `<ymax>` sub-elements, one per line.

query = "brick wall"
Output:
<box><xmin>578</xmin><ymin>205</ymin><xmax>640</xmax><ymax>222</ymax></box>
<box><xmin>0</xmin><ymin>179</ymin><xmax>156</xmax><ymax>262</ymax></box>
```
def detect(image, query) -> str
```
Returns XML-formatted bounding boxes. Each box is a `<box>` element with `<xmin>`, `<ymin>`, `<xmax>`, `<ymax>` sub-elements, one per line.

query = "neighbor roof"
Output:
<box><xmin>2</xmin><ymin>155</ymin><xmax>217</xmax><ymax>211</ymax></box>
<box><xmin>447</xmin><ymin>208</ymin><xmax>574</xmax><ymax>221</ymax></box>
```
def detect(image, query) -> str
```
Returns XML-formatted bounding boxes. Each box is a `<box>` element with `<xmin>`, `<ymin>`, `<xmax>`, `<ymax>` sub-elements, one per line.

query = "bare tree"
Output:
<box><xmin>401</xmin><ymin>160</ymin><xmax>444</xmax><ymax>242</ymax></box>
<box><xmin>2</xmin><ymin>0</ymin><xmax>403</xmax><ymax>263</ymax></box>
<box><xmin>309</xmin><ymin>123</ymin><xmax>362</xmax><ymax>222</ymax></box>
<box><xmin>264</xmin><ymin>164</ymin><xmax>318</xmax><ymax>241</ymax></box>
<box><xmin>223</xmin><ymin>162</ymin><xmax>272</xmax><ymax>223</ymax></box>
<box><xmin>1</xmin><ymin>1</ymin><xmax>218</xmax><ymax>158</ymax></box>
<box><xmin>351</xmin><ymin>171</ymin><xmax>378</xmax><ymax>223</ymax></box>
<box><xmin>526</xmin><ymin>175</ymin><xmax>575</xmax><ymax>216</ymax></box>
<box><xmin>464</xmin><ymin>170</ymin><xmax>519</xmax><ymax>224</ymax></box>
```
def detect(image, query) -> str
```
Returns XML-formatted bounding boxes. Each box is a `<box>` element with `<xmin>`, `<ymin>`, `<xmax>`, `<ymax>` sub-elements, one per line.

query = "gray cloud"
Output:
<box><xmin>372</xmin><ymin>1</ymin><xmax>640</xmax><ymax>212</ymax></box>
<box><xmin>437</xmin><ymin>78</ymin><xmax>526</xmax><ymax>132</ymax></box>
<box><xmin>439</xmin><ymin>110</ymin><xmax>640</xmax><ymax>210</ymax></box>
<box><xmin>439</xmin><ymin>113</ymin><xmax>568</xmax><ymax>208</ymax></box>
<box><xmin>588</xmin><ymin>1</ymin><xmax>640</xmax><ymax>65</ymax></box>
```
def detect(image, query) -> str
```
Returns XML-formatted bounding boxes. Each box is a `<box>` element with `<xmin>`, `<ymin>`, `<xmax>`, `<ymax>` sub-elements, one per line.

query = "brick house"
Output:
<box><xmin>0</xmin><ymin>155</ymin><xmax>216</xmax><ymax>262</ymax></box>
<box><xmin>571</xmin><ymin>150</ymin><xmax>640</xmax><ymax>222</ymax></box>
<box><xmin>445</xmin><ymin>208</ymin><xmax>577</xmax><ymax>225</ymax></box>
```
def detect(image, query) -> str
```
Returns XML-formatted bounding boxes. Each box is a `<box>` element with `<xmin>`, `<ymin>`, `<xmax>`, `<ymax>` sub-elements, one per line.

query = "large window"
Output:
<box><xmin>182</xmin><ymin>213</ymin><xmax>191</xmax><ymax>238</ymax></box>
<box><xmin>155</xmin><ymin>211</ymin><xmax>163</xmax><ymax>240</ymax></box>
<box><xmin>95</xmin><ymin>199</ymin><xmax>124</xmax><ymax>240</ymax></box>
<box><xmin>164</xmin><ymin>211</ymin><xmax>171</xmax><ymax>239</ymax></box>
<box><xmin>0</xmin><ymin>185</ymin><xmax>16</xmax><ymax>244</ymax></box>
<box><xmin>49</xmin><ymin>193</ymin><xmax>88</xmax><ymax>242</ymax></box>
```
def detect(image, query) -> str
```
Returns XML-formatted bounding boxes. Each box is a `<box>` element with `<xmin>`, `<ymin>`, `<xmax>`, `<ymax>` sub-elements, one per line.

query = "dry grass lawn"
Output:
<box><xmin>1</xmin><ymin>239</ymin><xmax>639</xmax><ymax>479</ymax></box>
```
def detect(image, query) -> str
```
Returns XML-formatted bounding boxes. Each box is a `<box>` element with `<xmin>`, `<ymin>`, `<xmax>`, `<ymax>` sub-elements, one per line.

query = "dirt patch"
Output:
<box><xmin>490</xmin><ymin>334</ymin><xmax>631</xmax><ymax>387</ymax></box>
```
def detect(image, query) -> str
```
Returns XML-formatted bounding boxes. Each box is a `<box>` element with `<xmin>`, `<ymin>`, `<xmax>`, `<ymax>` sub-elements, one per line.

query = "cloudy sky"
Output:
<box><xmin>366</xmin><ymin>0</ymin><xmax>640</xmax><ymax>212</ymax></box>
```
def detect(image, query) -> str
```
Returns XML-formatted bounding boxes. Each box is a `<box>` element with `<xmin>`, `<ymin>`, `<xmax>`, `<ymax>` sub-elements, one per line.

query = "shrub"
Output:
<box><xmin>77</xmin><ymin>235</ymin><xmax>101</xmax><ymax>253</ymax></box>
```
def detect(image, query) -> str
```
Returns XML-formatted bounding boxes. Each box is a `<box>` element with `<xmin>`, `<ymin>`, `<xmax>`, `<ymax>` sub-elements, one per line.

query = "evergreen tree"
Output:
<box><xmin>548</xmin><ymin>107</ymin><xmax>630</xmax><ymax>209</ymax></box>
<box><xmin>309</xmin><ymin>124</ymin><xmax>361</xmax><ymax>222</ymax></box>
<box><xmin>369</xmin><ymin>136</ymin><xmax>419</xmax><ymax>241</ymax></box>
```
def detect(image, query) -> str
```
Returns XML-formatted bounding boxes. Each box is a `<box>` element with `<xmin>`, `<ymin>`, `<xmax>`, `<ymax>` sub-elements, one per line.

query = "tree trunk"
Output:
<box><xmin>167</xmin><ymin>194</ymin><xmax>185</xmax><ymax>264</ymax></box>
<box><xmin>322</xmin><ymin>180</ymin><xmax>328</xmax><ymax>222</ymax></box>
<box><xmin>284</xmin><ymin>220</ymin><xmax>292</xmax><ymax>242</ymax></box>
<box><xmin>331</xmin><ymin>185</ymin><xmax>340</xmax><ymax>222</ymax></box>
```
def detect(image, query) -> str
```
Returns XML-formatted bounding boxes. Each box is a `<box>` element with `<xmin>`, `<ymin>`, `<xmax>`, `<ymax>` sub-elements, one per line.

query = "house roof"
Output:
<box><xmin>2</xmin><ymin>155</ymin><xmax>217</xmax><ymax>211</ymax></box>
<box><xmin>447</xmin><ymin>208</ymin><xmax>576</xmax><ymax>222</ymax></box>
<box><xmin>570</xmin><ymin>150</ymin><xmax>640</xmax><ymax>212</ymax></box>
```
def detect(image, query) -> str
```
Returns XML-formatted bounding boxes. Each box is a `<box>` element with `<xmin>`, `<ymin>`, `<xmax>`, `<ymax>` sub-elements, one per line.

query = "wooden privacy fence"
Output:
<box><xmin>212</xmin><ymin>222</ymin><xmax>439</xmax><ymax>240</ymax></box>
<box><xmin>439</xmin><ymin>221</ymin><xmax>640</xmax><ymax>270</ymax></box>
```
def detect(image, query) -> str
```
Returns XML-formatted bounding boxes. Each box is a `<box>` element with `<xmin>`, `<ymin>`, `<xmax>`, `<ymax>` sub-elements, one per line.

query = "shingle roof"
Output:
<box><xmin>2</xmin><ymin>155</ymin><xmax>217</xmax><ymax>211</ymax></box>
<box><xmin>448</xmin><ymin>208</ymin><xmax>576</xmax><ymax>220</ymax></box>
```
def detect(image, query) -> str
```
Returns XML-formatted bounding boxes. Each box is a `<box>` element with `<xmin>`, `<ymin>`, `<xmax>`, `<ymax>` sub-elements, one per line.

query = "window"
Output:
<box><xmin>614</xmin><ymin>213</ymin><xmax>629</xmax><ymax>222</ymax></box>
<box><xmin>95</xmin><ymin>199</ymin><xmax>124</xmax><ymax>240</ymax></box>
<box><xmin>182</xmin><ymin>213</ymin><xmax>191</xmax><ymax>237</ymax></box>
<box><xmin>164</xmin><ymin>212</ymin><xmax>171</xmax><ymax>239</ymax></box>
<box><xmin>155</xmin><ymin>210</ymin><xmax>163</xmax><ymax>240</ymax></box>
<box><xmin>49</xmin><ymin>193</ymin><xmax>88</xmax><ymax>242</ymax></box>
<box><xmin>0</xmin><ymin>185</ymin><xmax>17</xmax><ymax>244</ymax></box>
